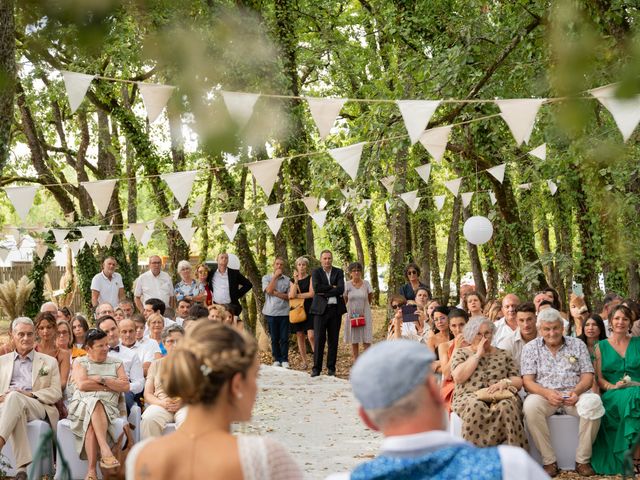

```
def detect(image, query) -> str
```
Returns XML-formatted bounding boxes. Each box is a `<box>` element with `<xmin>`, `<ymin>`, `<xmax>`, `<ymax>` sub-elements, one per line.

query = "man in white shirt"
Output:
<box><xmin>134</xmin><ymin>256</ymin><xmax>174</xmax><ymax>313</ymax></box>
<box><xmin>175</xmin><ymin>298</ymin><xmax>191</xmax><ymax>326</ymax></box>
<box><xmin>492</xmin><ymin>293</ymin><xmax>520</xmax><ymax>347</ymax></box>
<box><xmin>206</xmin><ymin>252</ymin><xmax>252</xmax><ymax>315</ymax></box>
<box><xmin>497</xmin><ymin>301</ymin><xmax>538</xmax><ymax>371</ymax></box>
<box><xmin>90</xmin><ymin>256</ymin><xmax>125</xmax><ymax>310</ymax></box>
<box><xmin>119</xmin><ymin>318</ymin><xmax>159</xmax><ymax>377</ymax></box>
<box><xmin>326</xmin><ymin>340</ymin><xmax>548</xmax><ymax>480</ymax></box>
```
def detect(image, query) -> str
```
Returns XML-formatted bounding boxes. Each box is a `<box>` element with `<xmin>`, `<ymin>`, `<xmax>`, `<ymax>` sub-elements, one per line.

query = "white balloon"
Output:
<box><xmin>227</xmin><ymin>253</ymin><xmax>241</xmax><ymax>270</ymax></box>
<box><xmin>463</xmin><ymin>216</ymin><xmax>494</xmax><ymax>245</ymax></box>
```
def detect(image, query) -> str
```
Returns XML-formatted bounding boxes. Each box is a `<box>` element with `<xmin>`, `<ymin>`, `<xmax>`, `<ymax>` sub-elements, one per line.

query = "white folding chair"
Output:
<box><xmin>526</xmin><ymin>414</ymin><xmax>579</xmax><ymax>471</ymax></box>
<box><xmin>1</xmin><ymin>419</ymin><xmax>54</xmax><ymax>478</ymax></box>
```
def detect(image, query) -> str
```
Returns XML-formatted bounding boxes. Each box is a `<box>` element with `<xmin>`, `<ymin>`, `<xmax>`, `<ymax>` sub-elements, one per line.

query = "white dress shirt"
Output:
<box><xmin>126</xmin><ymin>340</ymin><xmax>158</xmax><ymax>365</ymax></box>
<box><xmin>107</xmin><ymin>343</ymin><xmax>144</xmax><ymax>394</ymax></box>
<box><xmin>325</xmin><ymin>269</ymin><xmax>337</xmax><ymax>305</ymax></box>
<box><xmin>134</xmin><ymin>270</ymin><xmax>173</xmax><ymax>306</ymax></box>
<box><xmin>212</xmin><ymin>269</ymin><xmax>232</xmax><ymax>304</ymax></box>
<box><xmin>492</xmin><ymin>317</ymin><xmax>518</xmax><ymax>347</ymax></box>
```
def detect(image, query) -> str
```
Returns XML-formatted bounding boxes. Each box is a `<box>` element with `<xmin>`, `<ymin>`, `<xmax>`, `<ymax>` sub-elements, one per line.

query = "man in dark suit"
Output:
<box><xmin>310</xmin><ymin>250</ymin><xmax>347</xmax><ymax>377</ymax></box>
<box><xmin>206</xmin><ymin>252</ymin><xmax>253</xmax><ymax>316</ymax></box>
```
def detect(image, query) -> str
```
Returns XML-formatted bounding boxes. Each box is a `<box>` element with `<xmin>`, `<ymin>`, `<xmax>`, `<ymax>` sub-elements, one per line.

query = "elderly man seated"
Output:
<box><xmin>521</xmin><ymin>308</ymin><xmax>601</xmax><ymax>477</ymax></box>
<box><xmin>0</xmin><ymin>317</ymin><xmax>62</xmax><ymax>479</ymax></box>
<box><xmin>327</xmin><ymin>340</ymin><xmax>547</xmax><ymax>480</ymax></box>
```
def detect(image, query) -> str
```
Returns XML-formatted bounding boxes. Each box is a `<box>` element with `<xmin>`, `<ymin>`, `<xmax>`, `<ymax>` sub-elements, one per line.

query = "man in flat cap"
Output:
<box><xmin>328</xmin><ymin>340</ymin><xmax>548</xmax><ymax>479</ymax></box>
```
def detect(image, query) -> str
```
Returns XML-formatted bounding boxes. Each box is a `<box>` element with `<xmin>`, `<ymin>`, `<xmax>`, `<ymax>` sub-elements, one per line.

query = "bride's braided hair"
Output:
<box><xmin>162</xmin><ymin>322</ymin><xmax>257</xmax><ymax>405</ymax></box>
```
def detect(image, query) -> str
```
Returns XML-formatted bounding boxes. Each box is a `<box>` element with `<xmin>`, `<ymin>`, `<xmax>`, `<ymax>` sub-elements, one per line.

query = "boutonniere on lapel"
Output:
<box><xmin>566</xmin><ymin>355</ymin><xmax>578</xmax><ymax>365</ymax></box>
<box><xmin>37</xmin><ymin>365</ymin><xmax>50</xmax><ymax>377</ymax></box>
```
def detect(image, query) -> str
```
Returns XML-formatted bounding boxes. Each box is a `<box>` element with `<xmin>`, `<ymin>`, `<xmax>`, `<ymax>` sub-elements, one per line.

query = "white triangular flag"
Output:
<box><xmin>146</xmin><ymin>221</ymin><xmax>155</xmax><ymax>232</ymax></box>
<box><xmin>172</xmin><ymin>208</ymin><xmax>181</xmax><ymax>221</ymax></box>
<box><xmin>129</xmin><ymin>223</ymin><xmax>147</xmax><ymax>243</ymax></box>
<box><xmin>138</xmin><ymin>83</ymin><xmax>175</xmax><ymax>124</ymax></box>
<box><xmin>434</xmin><ymin>195</ymin><xmax>446</xmax><ymax>211</ymax></box>
<box><xmin>266</xmin><ymin>218</ymin><xmax>284</xmax><ymax>236</ymax></box>
<box><xmin>78</xmin><ymin>226</ymin><xmax>101</xmax><ymax>246</ymax></box>
<box><xmin>161</xmin><ymin>216</ymin><xmax>174</xmax><ymax>228</ymax></box>
<box><xmin>547</xmin><ymin>180</ymin><xmax>558</xmax><ymax>196</ymax></box>
<box><xmin>415</xmin><ymin>164</ymin><xmax>432</xmax><ymax>185</ymax></box>
<box><xmin>220</xmin><ymin>211</ymin><xmax>239</xmax><ymax>230</ymax></box>
<box><xmin>262</xmin><ymin>203</ymin><xmax>281</xmax><ymax>220</ymax></box>
<box><xmin>161</xmin><ymin>170</ymin><xmax>198</xmax><ymax>208</ymax></box>
<box><xmin>174</xmin><ymin>218</ymin><xmax>194</xmax><ymax>244</ymax></box>
<box><xmin>328</xmin><ymin>142</ymin><xmax>365</xmax><ymax>181</ymax></box>
<box><xmin>5</xmin><ymin>185</ymin><xmax>38</xmax><ymax>221</ymax></box>
<box><xmin>495</xmin><ymin>98</ymin><xmax>545</xmax><ymax>145</ymax></box>
<box><xmin>340</xmin><ymin>203</ymin><xmax>349</xmax><ymax>214</ymax></box>
<box><xmin>0</xmin><ymin>248</ymin><xmax>10</xmax><ymax>263</ymax></box>
<box><xmin>223</xmin><ymin>223</ymin><xmax>240</xmax><ymax>242</ymax></box>
<box><xmin>489</xmin><ymin>192</ymin><xmax>497</xmax><ymax>205</ymax></box>
<box><xmin>311</xmin><ymin>210</ymin><xmax>328</xmax><ymax>228</ymax></box>
<box><xmin>518</xmin><ymin>183</ymin><xmax>532</xmax><ymax>190</ymax></box>
<box><xmin>444</xmin><ymin>178</ymin><xmax>462</xmax><ymax>197</ymax></box>
<box><xmin>246</xmin><ymin>158</ymin><xmax>284</xmax><ymax>198</ymax></box>
<box><xmin>61</xmin><ymin>71</ymin><xmax>95</xmax><ymax>114</ymax></box>
<box><xmin>191</xmin><ymin>196</ymin><xmax>204</xmax><ymax>216</ymax></box>
<box><xmin>319</xmin><ymin>197</ymin><xmax>328</xmax><ymax>211</ymax></box>
<box><xmin>400</xmin><ymin>190</ymin><xmax>421</xmax><ymax>213</ymax></box>
<box><xmin>51</xmin><ymin>229</ymin><xmax>69</xmax><ymax>246</ymax></box>
<box><xmin>69</xmin><ymin>239</ymin><xmax>85</xmax><ymax>256</ymax></box>
<box><xmin>104</xmin><ymin>232</ymin><xmax>114</xmax><ymax>248</ymax></box>
<box><xmin>380</xmin><ymin>175</ymin><xmax>396</xmax><ymax>193</ymax></box>
<box><xmin>486</xmin><ymin>163</ymin><xmax>506</xmax><ymax>184</ymax></box>
<box><xmin>81</xmin><ymin>179</ymin><xmax>116</xmax><ymax>215</ymax></box>
<box><xmin>385</xmin><ymin>201</ymin><xmax>391</xmax><ymax>214</ymax></box>
<box><xmin>140</xmin><ymin>229</ymin><xmax>153</xmax><ymax>247</ymax></box>
<box><xmin>529</xmin><ymin>143</ymin><xmax>546</xmax><ymax>161</ymax></box>
<box><xmin>396</xmin><ymin>100</ymin><xmax>441</xmax><ymax>145</ymax></box>
<box><xmin>124</xmin><ymin>229</ymin><xmax>133</xmax><ymax>241</ymax></box>
<box><xmin>418</xmin><ymin>125</ymin><xmax>452</xmax><ymax>163</ymax></box>
<box><xmin>461</xmin><ymin>192</ymin><xmax>474</xmax><ymax>208</ymax></box>
<box><xmin>590</xmin><ymin>84</ymin><xmax>640</xmax><ymax>142</ymax></box>
<box><xmin>306</xmin><ymin>97</ymin><xmax>346</xmax><ymax>139</ymax></box>
<box><xmin>221</xmin><ymin>91</ymin><xmax>259</xmax><ymax>128</ymax></box>
<box><xmin>302</xmin><ymin>196</ymin><xmax>318</xmax><ymax>213</ymax></box>
<box><xmin>95</xmin><ymin>229</ymin><xmax>111</xmax><ymax>247</ymax></box>
<box><xmin>34</xmin><ymin>240</ymin><xmax>48</xmax><ymax>260</ymax></box>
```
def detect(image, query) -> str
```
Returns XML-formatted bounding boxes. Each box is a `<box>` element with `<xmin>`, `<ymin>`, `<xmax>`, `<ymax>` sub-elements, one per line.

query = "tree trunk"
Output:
<box><xmin>629</xmin><ymin>261</ymin><xmax>640</xmax><ymax>300</ymax></box>
<box><xmin>429</xmin><ymin>215</ymin><xmax>443</xmax><ymax>300</ymax></box>
<box><xmin>363</xmin><ymin>212</ymin><xmax>380</xmax><ymax>305</ymax></box>
<box><xmin>462</xmin><ymin>206</ymin><xmax>487</xmax><ymax>298</ymax></box>
<box><xmin>0</xmin><ymin>0</ymin><xmax>14</xmax><ymax>172</ymax></box>
<box><xmin>346</xmin><ymin>212</ymin><xmax>365</xmax><ymax>267</ymax></box>
<box><xmin>575</xmin><ymin>178</ymin><xmax>599</xmax><ymax>306</ymax></box>
<box><xmin>442</xmin><ymin>197</ymin><xmax>462</xmax><ymax>304</ymax></box>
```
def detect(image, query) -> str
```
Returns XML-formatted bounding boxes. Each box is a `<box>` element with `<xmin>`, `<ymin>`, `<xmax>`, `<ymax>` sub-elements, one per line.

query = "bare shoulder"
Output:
<box><xmin>131</xmin><ymin>435</ymin><xmax>180</xmax><ymax>478</ymax></box>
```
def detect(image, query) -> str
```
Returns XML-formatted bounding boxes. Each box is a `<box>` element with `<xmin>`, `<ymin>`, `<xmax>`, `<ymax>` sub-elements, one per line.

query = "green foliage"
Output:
<box><xmin>25</xmin><ymin>243</ymin><xmax>55</xmax><ymax>319</ymax></box>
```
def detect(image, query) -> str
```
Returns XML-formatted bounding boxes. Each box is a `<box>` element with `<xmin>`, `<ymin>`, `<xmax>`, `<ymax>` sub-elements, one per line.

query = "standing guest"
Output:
<box><xmin>94</xmin><ymin>303</ymin><xmax>115</xmax><ymax>321</ymax></box>
<box><xmin>439</xmin><ymin>308</ymin><xmax>469</xmax><ymax>413</ymax></box>
<box><xmin>497</xmin><ymin>302</ymin><xmax>538</xmax><ymax>371</ymax></box>
<box><xmin>326</xmin><ymin>340</ymin><xmax>547</xmax><ymax>480</ymax></box>
<box><xmin>485</xmin><ymin>300</ymin><xmax>503</xmax><ymax>323</ymax></box>
<box><xmin>534</xmin><ymin>291</ymin><xmax>555</xmax><ymax>313</ymax></box>
<box><xmin>195</xmin><ymin>263</ymin><xmax>212</xmax><ymax>306</ymax></box>
<box><xmin>310</xmin><ymin>250</ymin><xmax>347</xmax><ymax>377</ymax></box>
<box><xmin>119</xmin><ymin>319</ymin><xmax>160</xmax><ymax>377</ymax></box>
<box><xmin>569</xmin><ymin>293</ymin><xmax>590</xmax><ymax>337</ymax></box>
<box><xmin>492</xmin><ymin>293</ymin><xmax>520</xmax><ymax>347</ymax></box>
<box><xmin>40</xmin><ymin>302</ymin><xmax>58</xmax><ymax>315</ymax></box>
<box><xmin>343</xmin><ymin>262</ymin><xmax>373</xmax><ymax>363</ymax></box>
<box><xmin>175</xmin><ymin>298</ymin><xmax>192</xmax><ymax>326</ymax></box>
<box><xmin>57</xmin><ymin>307</ymin><xmax>73</xmax><ymax>323</ymax></box>
<box><xmin>174</xmin><ymin>260</ymin><xmax>205</xmax><ymax>305</ymax></box>
<box><xmin>399</xmin><ymin>263</ymin><xmax>428</xmax><ymax>301</ymax></box>
<box><xmin>427</xmin><ymin>306</ymin><xmax>452</xmax><ymax>373</ymax></box>
<box><xmin>147</xmin><ymin>313</ymin><xmax>168</xmax><ymax>355</ymax></box>
<box><xmin>56</xmin><ymin>319</ymin><xmax>74</xmax><ymax>352</ymax></box>
<box><xmin>456</xmin><ymin>283</ymin><xmax>476</xmax><ymax>309</ymax></box>
<box><xmin>0</xmin><ymin>317</ymin><xmax>62</xmax><ymax>480</ymax></box>
<box><xmin>463</xmin><ymin>291</ymin><xmax>485</xmax><ymax>317</ymax></box>
<box><xmin>206</xmin><ymin>252</ymin><xmax>253</xmax><ymax>315</ymax></box>
<box><xmin>67</xmin><ymin>328</ymin><xmax>129</xmax><ymax>478</ymax></box>
<box><xmin>544</xmin><ymin>287</ymin><xmax>563</xmax><ymax>312</ymax></box>
<box><xmin>71</xmin><ymin>314</ymin><xmax>90</xmax><ymax>359</ymax></box>
<box><xmin>118</xmin><ymin>300</ymin><xmax>135</xmax><ymax>320</ymax></box>
<box><xmin>91</xmin><ymin>256</ymin><xmax>125</xmax><ymax>310</ymax></box>
<box><xmin>288</xmin><ymin>257</ymin><xmax>315</xmax><ymax>370</ymax></box>
<box><xmin>134</xmin><ymin>256</ymin><xmax>174</xmax><ymax>313</ymax></box>
<box><xmin>127</xmin><ymin>322</ymin><xmax>302</xmax><ymax>480</ymax></box>
<box><xmin>34</xmin><ymin>312</ymin><xmax>71</xmax><ymax>391</ymax></box>
<box><xmin>262</xmin><ymin>257</ymin><xmax>291</xmax><ymax>369</ymax></box>
<box><xmin>521</xmin><ymin>308</ymin><xmax>600</xmax><ymax>477</ymax></box>
<box><xmin>577</xmin><ymin>314</ymin><xmax>607</xmax><ymax>362</ymax></box>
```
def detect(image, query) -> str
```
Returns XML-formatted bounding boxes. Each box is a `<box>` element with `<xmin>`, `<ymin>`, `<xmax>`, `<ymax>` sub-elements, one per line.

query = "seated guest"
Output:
<box><xmin>439</xmin><ymin>308</ymin><xmax>468</xmax><ymax>413</ymax></box>
<box><xmin>569</xmin><ymin>293</ymin><xmax>590</xmax><ymax>337</ymax></box>
<box><xmin>119</xmin><ymin>319</ymin><xmax>160</xmax><ymax>377</ymax></box>
<box><xmin>591</xmin><ymin>305</ymin><xmax>640</xmax><ymax>475</ymax></box>
<box><xmin>40</xmin><ymin>302</ymin><xmax>58</xmax><ymax>315</ymax></box>
<box><xmin>326</xmin><ymin>340</ymin><xmax>547</xmax><ymax>480</ymax></box>
<box><xmin>521</xmin><ymin>308</ymin><xmax>600</xmax><ymax>477</ymax></box>
<box><xmin>577</xmin><ymin>314</ymin><xmax>607</xmax><ymax>362</ymax></box>
<box><xmin>94</xmin><ymin>303</ymin><xmax>115</xmax><ymax>321</ymax></box>
<box><xmin>56</xmin><ymin>319</ymin><xmax>74</xmax><ymax>353</ymax></box>
<box><xmin>427</xmin><ymin>306</ymin><xmax>452</xmax><ymax>372</ymax></box>
<box><xmin>175</xmin><ymin>298</ymin><xmax>191</xmax><ymax>326</ymax></box>
<box><xmin>118</xmin><ymin>299</ymin><xmax>135</xmax><ymax>320</ymax></box>
<box><xmin>34</xmin><ymin>312</ymin><xmax>71</xmax><ymax>391</ymax></box>
<box><xmin>451</xmin><ymin>316</ymin><xmax>525</xmax><ymax>448</ymax></box>
<box><xmin>497</xmin><ymin>302</ymin><xmax>538</xmax><ymax>370</ymax></box>
<box><xmin>141</xmin><ymin>325</ymin><xmax>187</xmax><ymax>439</ymax></box>
<box><xmin>143</xmin><ymin>298</ymin><xmax>175</xmax><ymax>327</ymax></box>
<box><xmin>127</xmin><ymin>322</ymin><xmax>302</xmax><ymax>479</ymax></box>
<box><xmin>113</xmin><ymin>308</ymin><xmax>125</xmax><ymax>323</ymax></box>
<box><xmin>462</xmin><ymin>291</ymin><xmax>485</xmax><ymax>317</ymax></box>
<box><xmin>189</xmin><ymin>304</ymin><xmax>209</xmax><ymax>320</ymax></box>
<box><xmin>207</xmin><ymin>304</ymin><xmax>226</xmax><ymax>322</ymax></box>
<box><xmin>398</xmin><ymin>263</ymin><xmax>428</xmax><ymax>301</ymax></box>
<box><xmin>492</xmin><ymin>293</ymin><xmax>520</xmax><ymax>346</ymax></box>
<box><xmin>147</xmin><ymin>313</ymin><xmax>167</xmax><ymax>355</ymax></box>
<box><xmin>71</xmin><ymin>314</ymin><xmax>89</xmax><ymax>359</ymax></box>
<box><xmin>387</xmin><ymin>295</ymin><xmax>428</xmax><ymax>342</ymax></box>
<box><xmin>57</xmin><ymin>307</ymin><xmax>73</xmax><ymax>323</ymax></box>
<box><xmin>0</xmin><ymin>317</ymin><xmax>62</xmax><ymax>479</ymax></box>
<box><xmin>67</xmin><ymin>328</ymin><xmax>130</xmax><ymax>478</ymax></box>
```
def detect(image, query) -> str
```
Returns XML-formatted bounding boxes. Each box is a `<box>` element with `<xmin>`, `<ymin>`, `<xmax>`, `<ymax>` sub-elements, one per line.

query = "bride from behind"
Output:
<box><xmin>126</xmin><ymin>322</ymin><xmax>302</xmax><ymax>479</ymax></box>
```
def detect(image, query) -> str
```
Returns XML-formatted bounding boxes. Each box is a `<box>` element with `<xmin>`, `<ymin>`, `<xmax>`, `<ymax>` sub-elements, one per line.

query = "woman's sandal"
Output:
<box><xmin>99</xmin><ymin>455</ymin><xmax>120</xmax><ymax>469</ymax></box>
<box><xmin>85</xmin><ymin>473</ymin><xmax>98</xmax><ymax>480</ymax></box>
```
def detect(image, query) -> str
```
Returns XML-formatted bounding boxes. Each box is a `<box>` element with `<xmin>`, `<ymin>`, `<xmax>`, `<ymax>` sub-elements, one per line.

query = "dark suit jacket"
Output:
<box><xmin>309</xmin><ymin>267</ymin><xmax>347</xmax><ymax>316</ymax></box>
<box><xmin>206</xmin><ymin>264</ymin><xmax>253</xmax><ymax>314</ymax></box>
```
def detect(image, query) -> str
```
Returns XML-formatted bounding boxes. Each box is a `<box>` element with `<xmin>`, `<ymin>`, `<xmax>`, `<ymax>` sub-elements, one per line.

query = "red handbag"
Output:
<box><xmin>350</xmin><ymin>316</ymin><xmax>366</xmax><ymax>328</ymax></box>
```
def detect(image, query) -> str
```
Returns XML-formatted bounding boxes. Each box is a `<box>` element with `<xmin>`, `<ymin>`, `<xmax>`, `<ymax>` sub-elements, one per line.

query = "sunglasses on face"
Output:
<box><xmin>391</xmin><ymin>304</ymin><xmax>404</xmax><ymax>309</ymax></box>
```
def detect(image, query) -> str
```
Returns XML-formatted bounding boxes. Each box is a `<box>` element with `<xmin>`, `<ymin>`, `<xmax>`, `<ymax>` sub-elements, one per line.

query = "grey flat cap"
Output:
<box><xmin>350</xmin><ymin>339</ymin><xmax>435</xmax><ymax>410</ymax></box>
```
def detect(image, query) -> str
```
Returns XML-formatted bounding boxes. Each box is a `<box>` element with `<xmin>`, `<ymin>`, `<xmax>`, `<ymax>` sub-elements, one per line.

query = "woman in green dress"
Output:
<box><xmin>592</xmin><ymin>305</ymin><xmax>640</xmax><ymax>475</ymax></box>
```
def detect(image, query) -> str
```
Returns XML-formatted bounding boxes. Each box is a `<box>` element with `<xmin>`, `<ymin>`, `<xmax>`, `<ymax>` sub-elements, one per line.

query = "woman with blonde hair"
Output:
<box><xmin>127</xmin><ymin>322</ymin><xmax>302</xmax><ymax>479</ymax></box>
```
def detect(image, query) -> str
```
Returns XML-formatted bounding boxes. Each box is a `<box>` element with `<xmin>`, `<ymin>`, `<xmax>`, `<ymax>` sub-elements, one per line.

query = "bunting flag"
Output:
<box><xmin>174</xmin><ymin>218</ymin><xmax>195</xmax><ymax>244</ymax></box>
<box><xmin>191</xmin><ymin>196</ymin><xmax>204</xmax><ymax>216</ymax></box>
<box><xmin>340</xmin><ymin>203</ymin><xmax>349</xmax><ymax>214</ymax></box>
<box><xmin>80</xmin><ymin>179</ymin><xmax>116</xmax><ymax>216</ymax></box>
<box><xmin>489</xmin><ymin>192</ymin><xmax>497</xmax><ymax>205</ymax></box>
<box><xmin>123</xmin><ymin>228</ymin><xmax>133</xmax><ymax>241</ymax></box>
<box><xmin>306</xmin><ymin>97</ymin><xmax>346</xmax><ymax>139</ymax></box>
<box><xmin>434</xmin><ymin>195</ymin><xmax>446</xmax><ymax>211</ymax></box>
<box><xmin>69</xmin><ymin>239</ymin><xmax>86</xmax><ymax>256</ymax></box>
<box><xmin>461</xmin><ymin>192</ymin><xmax>474</xmax><ymax>208</ymax></box>
<box><xmin>589</xmin><ymin>84</ymin><xmax>640</xmax><ymax>142</ymax></box>
<box><xmin>266</xmin><ymin>217</ymin><xmax>284</xmax><ymax>236</ymax></box>
<box><xmin>262</xmin><ymin>203</ymin><xmax>281</xmax><ymax>220</ymax></box>
<box><xmin>385</xmin><ymin>200</ymin><xmax>391</xmax><ymax>214</ymax></box>
<box><xmin>0</xmin><ymin>248</ymin><xmax>10</xmax><ymax>263</ymax></box>
<box><xmin>95</xmin><ymin>230</ymin><xmax>112</xmax><ymax>248</ymax></box>
<box><xmin>128</xmin><ymin>223</ymin><xmax>147</xmax><ymax>243</ymax></box>
<box><xmin>418</xmin><ymin>125</ymin><xmax>452</xmax><ymax>163</ymax></box>
<box><xmin>302</xmin><ymin>196</ymin><xmax>318</xmax><ymax>213</ymax></box>
<box><xmin>319</xmin><ymin>197</ymin><xmax>328</xmax><ymax>210</ymax></box>
<box><xmin>223</xmin><ymin>223</ymin><xmax>240</xmax><ymax>242</ymax></box>
<box><xmin>380</xmin><ymin>175</ymin><xmax>396</xmax><ymax>193</ymax></box>
<box><xmin>138</xmin><ymin>83</ymin><xmax>175</xmax><ymax>124</ymax></box>
<box><xmin>495</xmin><ymin>98</ymin><xmax>545</xmax><ymax>145</ymax></box>
<box><xmin>61</xmin><ymin>71</ymin><xmax>95</xmax><ymax>114</ymax></box>
<box><xmin>220</xmin><ymin>211</ymin><xmax>239</xmax><ymax>230</ymax></box>
<box><xmin>51</xmin><ymin>229</ymin><xmax>69</xmax><ymax>246</ymax></box>
<box><xmin>486</xmin><ymin>163</ymin><xmax>506</xmax><ymax>184</ymax></box>
<box><xmin>161</xmin><ymin>170</ymin><xmax>198</xmax><ymax>208</ymax></box>
<box><xmin>518</xmin><ymin>183</ymin><xmax>532</xmax><ymax>190</ymax></box>
<box><xmin>5</xmin><ymin>185</ymin><xmax>39</xmax><ymax>222</ymax></box>
<box><xmin>444</xmin><ymin>178</ymin><xmax>462</xmax><ymax>197</ymax></box>
<box><xmin>311</xmin><ymin>210</ymin><xmax>328</xmax><ymax>228</ymax></box>
<box><xmin>400</xmin><ymin>190</ymin><xmax>421</xmax><ymax>213</ymax></box>
<box><xmin>547</xmin><ymin>180</ymin><xmax>558</xmax><ymax>196</ymax></box>
<box><xmin>529</xmin><ymin>143</ymin><xmax>546</xmax><ymax>161</ymax></box>
<box><xmin>34</xmin><ymin>240</ymin><xmax>48</xmax><ymax>260</ymax></box>
<box><xmin>415</xmin><ymin>164</ymin><xmax>432</xmax><ymax>185</ymax></box>
<box><xmin>328</xmin><ymin>142</ymin><xmax>365</xmax><ymax>181</ymax></box>
<box><xmin>77</xmin><ymin>226</ymin><xmax>101</xmax><ymax>246</ymax></box>
<box><xmin>246</xmin><ymin>158</ymin><xmax>284</xmax><ymax>198</ymax></box>
<box><xmin>140</xmin><ymin>228</ymin><xmax>153</xmax><ymax>247</ymax></box>
<box><xmin>221</xmin><ymin>91</ymin><xmax>260</xmax><ymax>128</ymax></box>
<box><xmin>161</xmin><ymin>216</ymin><xmax>174</xmax><ymax>228</ymax></box>
<box><xmin>396</xmin><ymin>100</ymin><xmax>441</xmax><ymax>145</ymax></box>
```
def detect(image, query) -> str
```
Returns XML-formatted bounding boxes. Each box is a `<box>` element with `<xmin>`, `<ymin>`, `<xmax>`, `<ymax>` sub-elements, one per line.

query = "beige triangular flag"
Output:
<box><xmin>380</xmin><ymin>175</ymin><xmax>396</xmax><ymax>193</ymax></box>
<box><xmin>266</xmin><ymin>218</ymin><xmax>284</xmax><ymax>236</ymax></box>
<box><xmin>415</xmin><ymin>164</ymin><xmax>432</xmax><ymax>185</ymax></box>
<box><xmin>461</xmin><ymin>192</ymin><xmax>474</xmax><ymax>208</ymax></box>
<box><xmin>78</xmin><ymin>226</ymin><xmax>100</xmax><ymax>246</ymax></box>
<box><xmin>489</xmin><ymin>192</ymin><xmax>497</xmax><ymax>205</ymax></box>
<box><xmin>319</xmin><ymin>198</ymin><xmax>328</xmax><ymax>211</ymax></box>
<box><xmin>220</xmin><ymin>211</ymin><xmax>239</xmax><ymax>230</ymax></box>
<box><xmin>61</xmin><ymin>71</ymin><xmax>95</xmax><ymax>114</ymax></box>
<box><xmin>95</xmin><ymin>229</ymin><xmax>112</xmax><ymax>247</ymax></box>
<box><xmin>221</xmin><ymin>91</ymin><xmax>259</xmax><ymax>128</ymax></box>
<box><xmin>51</xmin><ymin>229</ymin><xmax>69</xmax><ymax>246</ymax></box>
<box><xmin>486</xmin><ymin>163</ymin><xmax>506</xmax><ymax>184</ymax></box>
<box><xmin>311</xmin><ymin>210</ymin><xmax>328</xmax><ymax>228</ymax></box>
<box><xmin>123</xmin><ymin>228</ymin><xmax>133</xmax><ymax>241</ymax></box>
<box><xmin>495</xmin><ymin>98</ymin><xmax>545</xmax><ymax>145</ymax></box>
<box><xmin>34</xmin><ymin>240</ymin><xmax>48</xmax><ymax>260</ymax></box>
<box><xmin>104</xmin><ymin>232</ymin><xmax>114</xmax><ymax>248</ymax></box>
<box><xmin>262</xmin><ymin>203</ymin><xmax>281</xmax><ymax>220</ymax></box>
<box><xmin>518</xmin><ymin>183</ymin><xmax>532</xmax><ymax>190</ymax></box>
<box><xmin>246</xmin><ymin>158</ymin><xmax>284</xmax><ymax>198</ymax></box>
<box><xmin>223</xmin><ymin>223</ymin><xmax>240</xmax><ymax>242</ymax></box>
<box><xmin>191</xmin><ymin>196</ymin><xmax>204</xmax><ymax>216</ymax></box>
<box><xmin>444</xmin><ymin>178</ymin><xmax>462</xmax><ymax>197</ymax></box>
<box><xmin>161</xmin><ymin>216</ymin><xmax>174</xmax><ymax>228</ymax></box>
<box><xmin>328</xmin><ymin>142</ymin><xmax>365</xmax><ymax>181</ymax></box>
<box><xmin>81</xmin><ymin>179</ymin><xmax>116</xmax><ymax>215</ymax></box>
<box><xmin>529</xmin><ymin>143</ymin><xmax>546</xmax><ymax>161</ymax></box>
<box><xmin>396</xmin><ymin>100</ymin><xmax>441</xmax><ymax>145</ymax></box>
<box><xmin>302</xmin><ymin>197</ymin><xmax>318</xmax><ymax>213</ymax></box>
<box><xmin>5</xmin><ymin>185</ymin><xmax>39</xmax><ymax>221</ymax></box>
<box><xmin>418</xmin><ymin>126</ymin><xmax>452</xmax><ymax>163</ymax></box>
<box><xmin>68</xmin><ymin>239</ymin><xmax>85</xmax><ymax>256</ymax></box>
<box><xmin>140</xmin><ymin>229</ymin><xmax>153</xmax><ymax>247</ymax></box>
<box><xmin>138</xmin><ymin>83</ymin><xmax>175</xmax><ymax>124</ymax></box>
<box><xmin>161</xmin><ymin>171</ymin><xmax>198</xmax><ymax>208</ymax></box>
<box><xmin>306</xmin><ymin>97</ymin><xmax>346</xmax><ymax>139</ymax></box>
<box><xmin>590</xmin><ymin>84</ymin><xmax>640</xmax><ymax>142</ymax></box>
<box><xmin>174</xmin><ymin>218</ymin><xmax>194</xmax><ymax>243</ymax></box>
<box><xmin>0</xmin><ymin>248</ymin><xmax>10</xmax><ymax>263</ymax></box>
<box><xmin>547</xmin><ymin>180</ymin><xmax>558</xmax><ymax>196</ymax></box>
<box><xmin>400</xmin><ymin>190</ymin><xmax>421</xmax><ymax>213</ymax></box>
<box><xmin>129</xmin><ymin>223</ymin><xmax>147</xmax><ymax>243</ymax></box>
<box><xmin>434</xmin><ymin>195</ymin><xmax>446</xmax><ymax>211</ymax></box>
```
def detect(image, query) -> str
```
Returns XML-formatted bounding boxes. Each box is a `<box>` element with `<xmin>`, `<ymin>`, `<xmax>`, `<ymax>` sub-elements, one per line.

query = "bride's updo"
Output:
<box><xmin>162</xmin><ymin>322</ymin><xmax>257</xmax><ymax>405</ymax></box>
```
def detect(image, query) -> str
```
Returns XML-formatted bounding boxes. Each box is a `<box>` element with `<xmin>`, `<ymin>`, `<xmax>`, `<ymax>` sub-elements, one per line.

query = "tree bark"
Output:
<box><xmin>346</xmin><ymin>212</ymin><xmax>365</xmax><ymax>267</ymax></box>
<box><xmin>363</xmin><ymin>212</ymin><xmax>380</xmax><ymax>305</ymax></box>
<box><xmin>442</xmin><ymin>197</ymin><xmax>462</xmax><ymax>304</ymax></box>
<box><xmin>0</xmin><ymin>0</ymin><xmax>14</xmax><ymax>172</ymax></box>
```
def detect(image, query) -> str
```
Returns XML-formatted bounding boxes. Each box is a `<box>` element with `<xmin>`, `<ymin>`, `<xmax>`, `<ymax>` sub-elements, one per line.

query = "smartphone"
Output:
<box><xmin>401</xmin><ymin>304</ymin><xmax>418</xmax><ymax>322</ymax></box>
<box><xmin>573</xmin><ymin>283</ymin><xmax>584</xmax><ymax>297</ymax></box>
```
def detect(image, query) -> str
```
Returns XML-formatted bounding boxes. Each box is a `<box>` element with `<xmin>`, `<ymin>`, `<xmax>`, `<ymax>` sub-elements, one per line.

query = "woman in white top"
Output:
<box><xmin>126</xmin><ymin>322</ymin><xmax>302</xmax><ymax>480</ymax></box>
